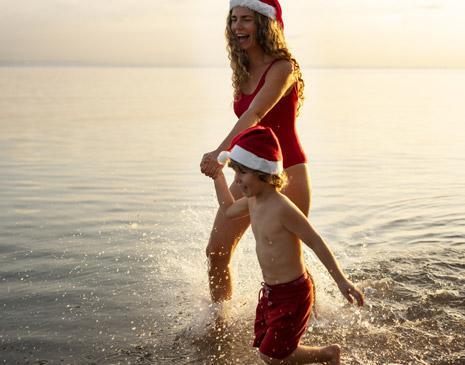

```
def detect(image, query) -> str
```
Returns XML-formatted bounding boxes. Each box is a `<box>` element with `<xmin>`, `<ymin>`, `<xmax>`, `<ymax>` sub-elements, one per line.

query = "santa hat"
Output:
<box><xmin>217</xmin><ymin>126</ymin><xmax>283</xmax><ymax>175</ymax></box>
<box><xmin>230</xmin><ymin>0</ymin><xmax>284</xmax><ymax>29</ymax></box>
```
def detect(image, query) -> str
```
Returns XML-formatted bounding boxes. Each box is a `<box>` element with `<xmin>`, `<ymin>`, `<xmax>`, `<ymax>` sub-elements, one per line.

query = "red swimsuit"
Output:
<box><xmin>233</xmin><ymin>60</ymin><xmax>307</xmax><ymax>169</ymax></box>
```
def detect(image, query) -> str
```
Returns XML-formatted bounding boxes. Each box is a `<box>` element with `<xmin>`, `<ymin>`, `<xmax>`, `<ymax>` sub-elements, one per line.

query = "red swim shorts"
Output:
<box><xmin>253</xmin><ymin>272</ymin><xmax>314</xmax><ymax>360</ymax></box>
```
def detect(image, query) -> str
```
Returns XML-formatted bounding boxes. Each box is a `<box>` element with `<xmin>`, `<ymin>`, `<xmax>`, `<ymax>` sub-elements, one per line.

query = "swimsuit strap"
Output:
<box><xmin>246</xmin><ymin>59</ymin><xmax>280</xmax><ymax>96</ymax></box>
<box><xmin>258</xmin><ymin>59</ymin><xmax>280</xmax><ymax>83</ymax></box>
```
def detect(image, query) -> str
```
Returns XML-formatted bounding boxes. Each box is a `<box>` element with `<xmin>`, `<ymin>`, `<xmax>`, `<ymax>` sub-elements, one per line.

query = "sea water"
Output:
<box><xmin>0</xmin><ymin>66</ymin><xmax>464</xmax><ymax>364</ymax></box>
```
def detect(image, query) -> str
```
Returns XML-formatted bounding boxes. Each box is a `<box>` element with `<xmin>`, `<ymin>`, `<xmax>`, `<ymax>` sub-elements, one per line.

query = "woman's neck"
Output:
<box><xmin>246</xmin><ymin>47</ymin><xmax>270</xmax><ymax>69</ymax></box>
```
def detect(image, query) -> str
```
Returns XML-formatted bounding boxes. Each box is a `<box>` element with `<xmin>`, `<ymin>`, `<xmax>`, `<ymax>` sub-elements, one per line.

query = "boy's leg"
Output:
<box><xmin>259</xmin><ymin>344</ymin><xmax>341</xmax><ymax>365</ymax></box>
<box><xmin>206</xmin><ymin>182</ymin><xmax>249</xmax><ymax>302</ymax></box>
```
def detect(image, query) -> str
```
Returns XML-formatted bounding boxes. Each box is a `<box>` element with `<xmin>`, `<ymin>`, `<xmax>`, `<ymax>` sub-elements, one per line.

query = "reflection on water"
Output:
<box><xmin>0</xmin><ymin>67</ymin><xmax>464</xmax><ymax>364</ymax></box>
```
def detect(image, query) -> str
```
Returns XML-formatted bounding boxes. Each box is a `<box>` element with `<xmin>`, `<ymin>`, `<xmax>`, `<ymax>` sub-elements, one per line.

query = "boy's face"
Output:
<box><xmin>232</xmin><ymin>165</ymin><xmax>265</xmax><ymax>197</ymax></box>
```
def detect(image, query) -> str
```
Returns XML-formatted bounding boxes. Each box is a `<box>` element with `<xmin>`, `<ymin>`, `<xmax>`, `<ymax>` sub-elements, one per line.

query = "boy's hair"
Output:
<box><xmin>228</xmin><ymin>159</ymin><xmax>288</xmax><ymax>191</ymax></box>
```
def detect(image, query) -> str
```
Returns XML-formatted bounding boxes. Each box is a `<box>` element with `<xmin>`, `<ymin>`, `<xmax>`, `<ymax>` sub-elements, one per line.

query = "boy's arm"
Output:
<box><xmin>213</xmin><ymin>171</ymin><xmax>249</xmax><ymax>219</ymax></box>
<box><xmin>281</xmin><ymin>204</ymin><xmax>364</xmax><ymax>306</ymax></box>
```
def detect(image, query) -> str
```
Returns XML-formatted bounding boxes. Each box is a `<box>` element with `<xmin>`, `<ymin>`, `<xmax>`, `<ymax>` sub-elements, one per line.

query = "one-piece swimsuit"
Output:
<box><xmin>233</xmin><ymin>59</ymin><xmax>307</xmax><ymax>169</ymax></box>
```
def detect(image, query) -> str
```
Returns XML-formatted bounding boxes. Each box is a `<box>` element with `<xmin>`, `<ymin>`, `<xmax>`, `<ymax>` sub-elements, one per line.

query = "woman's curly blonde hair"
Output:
<box><xmin>225</xmin><ymin>10</ymin><xmax>305</xmax><ymax>115</ymax></box>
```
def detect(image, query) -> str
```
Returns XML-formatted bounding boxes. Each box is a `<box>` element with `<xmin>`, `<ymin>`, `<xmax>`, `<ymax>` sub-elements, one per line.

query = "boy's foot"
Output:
<box><xmin>324</xmin><ymin>344</ymin><xmax>341</xmax><ymax>365</ymax></box>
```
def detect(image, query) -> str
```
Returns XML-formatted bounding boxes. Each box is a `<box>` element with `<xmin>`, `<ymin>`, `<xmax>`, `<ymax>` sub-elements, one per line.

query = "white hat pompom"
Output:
<box><xmin>217</xmin><ymin>150</ymin><xmax>231</xmax><ymax>165</ymax></box>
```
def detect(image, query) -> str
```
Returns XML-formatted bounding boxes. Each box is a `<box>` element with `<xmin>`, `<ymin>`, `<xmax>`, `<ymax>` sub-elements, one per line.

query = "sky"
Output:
<box><xmin>1</xmin><ymin>0</ymin><xmax>465</xmax><ymax>68</ymax></box>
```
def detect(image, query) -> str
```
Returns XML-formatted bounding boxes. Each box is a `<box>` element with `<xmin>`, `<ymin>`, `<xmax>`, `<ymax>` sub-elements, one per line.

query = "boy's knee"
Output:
<box><xmin>259</xmin><ymin>352</ymin><xmax>284</xmax><ymax>365</ymax></box>
<box><xmin>259</xmin><ymin>352</ymin><xmax>273</xmax><ymax>364</ymax></box>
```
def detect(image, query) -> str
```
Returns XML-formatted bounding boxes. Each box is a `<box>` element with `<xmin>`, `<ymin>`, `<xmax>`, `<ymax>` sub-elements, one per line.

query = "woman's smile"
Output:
<box><xmin>236</xmin><ymin>33</ymin><xmax>250</xmax><ymax>45</ymax></box>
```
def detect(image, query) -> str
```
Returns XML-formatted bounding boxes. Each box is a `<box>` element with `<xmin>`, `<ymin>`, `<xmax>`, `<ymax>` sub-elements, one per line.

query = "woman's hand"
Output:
<box><xmin>200</xmin><ymin>150</ymin><xmax>223</xmax><ymax>178</ymax></box>
<box><xmin>338</xmin><ymin>279</ymin><xmax>365</xmax><ymax>307</ymax></box>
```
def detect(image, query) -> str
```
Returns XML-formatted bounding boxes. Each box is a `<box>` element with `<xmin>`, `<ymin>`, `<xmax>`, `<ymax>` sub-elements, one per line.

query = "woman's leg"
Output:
<box><xmin>206</xmin><ymin>182</ymin><xmax>250</xmax><ymax>302</ymax></box>
<box><xmin>282</xmin><ymin>163</ymin><xmax>311</xmax><ymax>216</ymax></box>
<box><xmin>281</xmin><ymin>163</ymin><xmax>318</xmax><ymax>317</ymax></box>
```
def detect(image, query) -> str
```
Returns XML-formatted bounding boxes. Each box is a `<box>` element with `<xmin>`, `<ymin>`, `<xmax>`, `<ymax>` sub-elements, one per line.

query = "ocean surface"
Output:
<box><xmin>0</xmin><ymin>66</ymin><xmax>464</xmax><ymax>365</ymax></box>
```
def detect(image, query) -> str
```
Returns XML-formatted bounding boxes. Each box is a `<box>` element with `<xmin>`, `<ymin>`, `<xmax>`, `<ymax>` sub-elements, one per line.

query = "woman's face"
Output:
<box><xmin>230</xmin><ymin>6</ymin><xmax>258</xmax><ymax>50</ymax></box>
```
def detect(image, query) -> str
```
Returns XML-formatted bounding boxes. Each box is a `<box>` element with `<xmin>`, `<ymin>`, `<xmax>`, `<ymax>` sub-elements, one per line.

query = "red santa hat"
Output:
<box><xmin>230</xmin><ymin>0</ymin><xmax>284</xmax><ymax>29</ymax></box>
<box><xmin>217</xmin><ymin>126</ymin><xmax>283</xmax><ymax>175</ymax></box>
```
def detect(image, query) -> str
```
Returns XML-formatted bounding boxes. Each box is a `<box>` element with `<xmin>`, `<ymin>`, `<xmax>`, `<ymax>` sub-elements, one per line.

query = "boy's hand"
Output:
<box><xmin>338</xmin><ymin>279</ymin><xmax>364</xmax><ymax>307</ymax></box>
<box><xmin>200</xmin><ymin>150</ymin><xmax>222</xmax><ymax>178</ymax></box>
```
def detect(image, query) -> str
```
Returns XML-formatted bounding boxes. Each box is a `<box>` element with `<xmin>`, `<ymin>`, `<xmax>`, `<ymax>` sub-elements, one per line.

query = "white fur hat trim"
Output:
<box><xmin>217</xmin><ymin>150</ymin><xmax>231</xmax><ymax>165</ymax></box>
<box><xmin>229</xmin><ymin>0</ymin><xmax>276</xmax><ymax>20</ymax></box>
<box><xmin>229</xmin><ymin>145</ymin><xmax>282</xmax><ymax>174</ymax></box>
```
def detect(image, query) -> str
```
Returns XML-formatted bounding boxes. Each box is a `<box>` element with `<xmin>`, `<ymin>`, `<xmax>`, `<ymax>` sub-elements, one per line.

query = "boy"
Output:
<box><xmin>211</xmin><ymin>126</ymin><xmax>364</xmax><ymax>364</ymax></box>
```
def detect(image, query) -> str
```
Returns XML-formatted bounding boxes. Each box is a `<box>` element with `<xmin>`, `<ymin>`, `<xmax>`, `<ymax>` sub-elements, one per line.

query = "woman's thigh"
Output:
<box><xmin>207</xmin><ymin>181</ymin><xmax>250</xmax><ymax>257</ymax></box>
<box><xmin>282</xmin><ymin>163</ymin><xmax>312</xmax><ymax>216</ymax></box>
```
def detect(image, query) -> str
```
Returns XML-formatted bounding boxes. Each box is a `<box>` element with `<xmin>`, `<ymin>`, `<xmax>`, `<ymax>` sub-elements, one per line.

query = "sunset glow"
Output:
<box><xmin>1</xmin><ymin>0</ymin><xmax>464</xmax><ymax>68</ymax></box>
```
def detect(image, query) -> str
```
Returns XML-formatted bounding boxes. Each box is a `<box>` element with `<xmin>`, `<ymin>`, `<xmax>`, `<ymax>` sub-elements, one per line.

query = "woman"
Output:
<box><xmin>200</xmin><ymin>0</ymin><xmax>311</xmax><ymax>302</ymax></box>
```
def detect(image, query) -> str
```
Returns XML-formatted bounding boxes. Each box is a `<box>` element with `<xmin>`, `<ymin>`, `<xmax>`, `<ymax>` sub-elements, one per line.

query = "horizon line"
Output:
<box><xmin>1</xmin><ymin>61</ymin><xmax>465</xmax><ymax>71</ymax></box>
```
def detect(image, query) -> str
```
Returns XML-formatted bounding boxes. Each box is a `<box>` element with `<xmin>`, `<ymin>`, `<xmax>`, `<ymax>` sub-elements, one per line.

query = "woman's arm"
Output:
<box><xmin>201</xmin><ymin>60</ymin><xmax>295</xmax><ymax>177</ymax></box>
<box><xmin>217</xmin><ymin>60</ymin><xmax>295</xmax><ymax>152</ymax></box>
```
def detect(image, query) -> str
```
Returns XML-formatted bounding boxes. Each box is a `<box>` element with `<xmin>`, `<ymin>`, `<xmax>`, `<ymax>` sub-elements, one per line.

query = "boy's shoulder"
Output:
<box><xmin>272</xmin><ymin>191</ymin><xmax>300</xmax><ymax>215</ymax></box>
<box><xmin>273</xmin><ymin>192</ymin><xmax>301</xmax><ymax>218</ymax></box>
<box><xmin>259</xmin><ymin>191</ymin><xmax>299</xmax><ymax>218</ymax></box>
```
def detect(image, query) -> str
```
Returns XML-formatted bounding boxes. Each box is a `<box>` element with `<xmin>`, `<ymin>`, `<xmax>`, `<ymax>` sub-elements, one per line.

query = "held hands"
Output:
<box><xmin>200</xmin><ymin>150</ymin><xmax>223</xmax><ymax>179</ymax></box>
<box><xmin>338</xmin><ymin>279</ymin><xmax>365</xmax><ymax>307</ymax></box>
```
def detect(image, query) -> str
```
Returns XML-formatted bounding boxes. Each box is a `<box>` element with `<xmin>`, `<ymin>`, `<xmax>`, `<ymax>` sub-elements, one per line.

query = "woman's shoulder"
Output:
<box><xmin>268</xmin><ymin>59</ymin><xmax>293</xmax><ymax>76</ymax></box>
<box><xmin>263</xmin><ymin>59</ymin><xmax>295</xmax><ymax>89</ymax></box>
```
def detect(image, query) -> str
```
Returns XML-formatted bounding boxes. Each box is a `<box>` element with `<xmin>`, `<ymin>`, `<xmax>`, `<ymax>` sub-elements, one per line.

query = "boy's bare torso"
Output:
<box><xmin>248</xmin><ymin>191</ymin><xmax>307</xmax><ymax>285</ymax></box>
